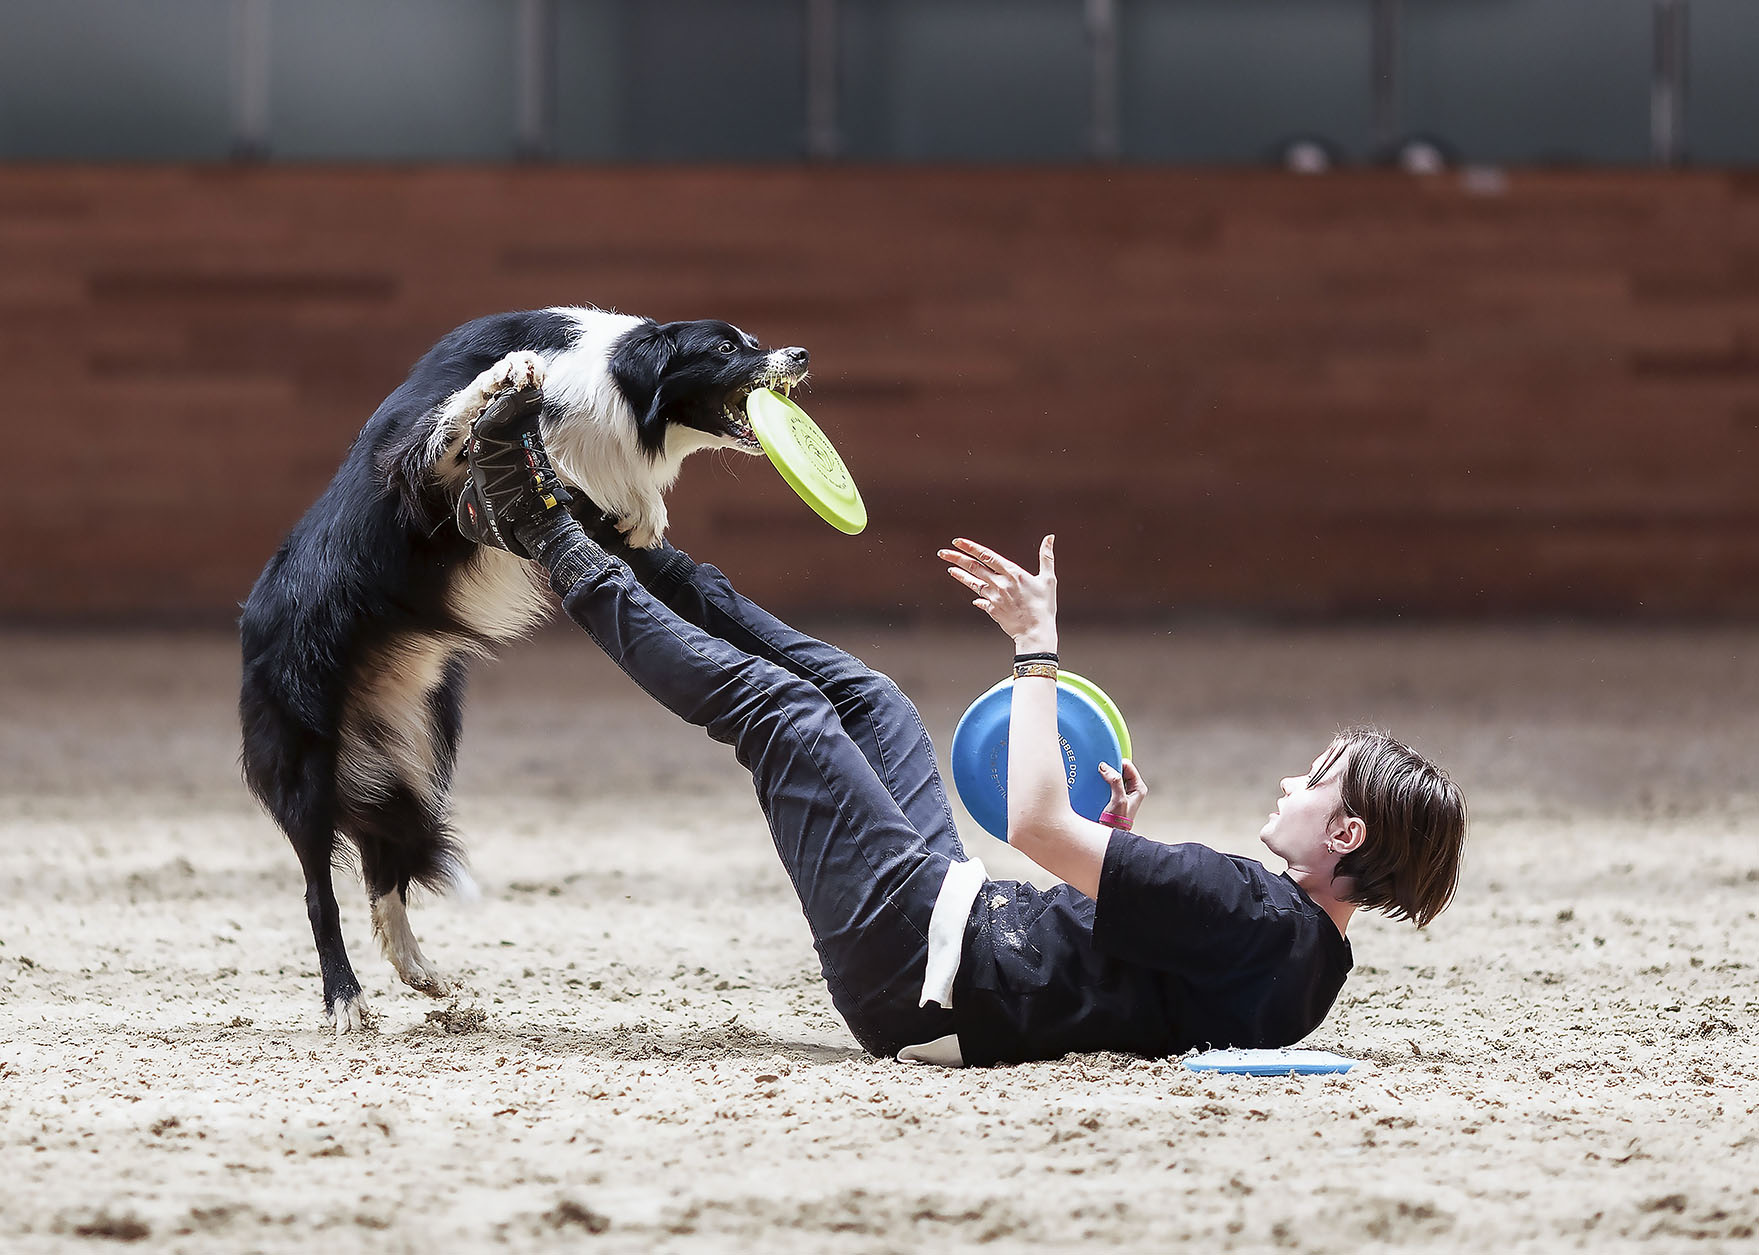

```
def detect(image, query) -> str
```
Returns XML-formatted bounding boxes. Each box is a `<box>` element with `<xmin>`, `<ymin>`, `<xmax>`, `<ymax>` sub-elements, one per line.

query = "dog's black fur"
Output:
<box><xmin>239</xmin><ymin>307</ymin><xmax>807</xmax><ymax>1029</ymax></box>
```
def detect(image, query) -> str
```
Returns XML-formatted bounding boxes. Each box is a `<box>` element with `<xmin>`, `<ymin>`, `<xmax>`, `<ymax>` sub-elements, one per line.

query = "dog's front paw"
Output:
<box><xmin>618</xmin><ymin>504</ymin><xmax>667</xmax><ymax>549</ymax></box>
<box><xmin>430</xmin><ymin>351</ymin><xmax>552</xmax><ymax>470</ymax></box>
<box><xmin>483</xmin><ymin>349</ymin><xmax>545</xmax><ymax>396</ymax></box>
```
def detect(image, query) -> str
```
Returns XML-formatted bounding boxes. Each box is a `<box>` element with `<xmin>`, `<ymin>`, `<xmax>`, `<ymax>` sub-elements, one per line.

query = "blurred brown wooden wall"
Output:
<box><xmin>2</xmin><ymin>167</ymin><xmax>1755</xmax><ymax>622</ymax></box>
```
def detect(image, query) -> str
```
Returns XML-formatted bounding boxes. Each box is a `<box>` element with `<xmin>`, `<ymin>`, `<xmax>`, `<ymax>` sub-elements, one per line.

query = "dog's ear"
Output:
<box><xmin>609</xmin><ymin>320</ymin><xmax>678</xmax><ymax>459</ymax></box>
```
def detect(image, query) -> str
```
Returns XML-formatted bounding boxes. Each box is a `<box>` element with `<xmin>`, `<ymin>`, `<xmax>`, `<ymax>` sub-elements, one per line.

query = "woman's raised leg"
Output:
<box><xmin>604</xmin><ymin>538</ymin><xmax>967</xmax><ymax>866</ymax></box>
<box><xmin>556</xmin><ymin>550</ymin><xmax>956</xmax><ymax>1055</ymax></box>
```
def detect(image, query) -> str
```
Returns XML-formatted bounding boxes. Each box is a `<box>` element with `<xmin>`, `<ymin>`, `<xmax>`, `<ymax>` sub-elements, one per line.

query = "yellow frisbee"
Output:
<box><xmin>745</xmin><ymin>388</ymin><xmax>867</xmax><ymax>535</ymax></box>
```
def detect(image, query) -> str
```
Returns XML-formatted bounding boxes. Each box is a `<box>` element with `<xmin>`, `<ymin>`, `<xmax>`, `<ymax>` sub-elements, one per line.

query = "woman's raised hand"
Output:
<box><xmin>939</xmin><ymin>535</ymin><xmax>1058</xmax><ymax>652</ymax></box>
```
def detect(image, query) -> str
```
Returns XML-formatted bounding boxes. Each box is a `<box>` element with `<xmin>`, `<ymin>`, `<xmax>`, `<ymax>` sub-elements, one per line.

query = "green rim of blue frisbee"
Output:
<box><xmin>968</xmin><ymin>670</ymin><xmax>1134</xmax><ymax>765</ymax></box>
<box><xmin>1057</xmin><ymin>669</ymin><xmax>1133</xmax><ymax>762</ymax></box>
<box><xmin>746</xmin><ymin>388</ymin><xmax>867</xmax><ymax>535</ymax></box>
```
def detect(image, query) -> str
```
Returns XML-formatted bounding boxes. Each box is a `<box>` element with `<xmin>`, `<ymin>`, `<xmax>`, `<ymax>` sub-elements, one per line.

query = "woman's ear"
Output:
<box><xmin>1332</xmin><ymin>816</ymin><xmax>1367</xmax><ymax>855</ymax></box>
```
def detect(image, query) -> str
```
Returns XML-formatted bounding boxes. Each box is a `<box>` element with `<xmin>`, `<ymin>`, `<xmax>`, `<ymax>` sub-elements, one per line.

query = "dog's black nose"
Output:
<box><xmin>783</xmin><ymin>347</ymin><xmax>809</xmax><ymax>368</ymax></box>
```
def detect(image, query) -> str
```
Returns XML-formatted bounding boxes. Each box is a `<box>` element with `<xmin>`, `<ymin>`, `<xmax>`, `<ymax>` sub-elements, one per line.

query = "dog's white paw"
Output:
<box><xmin>396</xmin><ymin>959</ymin><xmax>452</xmax><ymax>999</ymax></box>
<box><xmin>483</xmin><ymin>349</ymin><xmax>545</xmax><ymax>396</ymax></box>
<box><xmin>329</xmin><ymin>991</ymin><xmax>376</xmax><ymax>1037</ymax></box>
<box><xmin>619</xmin><ymin>502</ymin><xmax>667</xmax><ymax>549</ymax></box>
<box><xmin>372</xmin><ymin>894</ymin><xmax>451</xmax><ymax>998</ymax></box>
<box><xmin>427</xmin><ymin>351</ymin><xmax>550</xmax><ymax>470</ymax></box>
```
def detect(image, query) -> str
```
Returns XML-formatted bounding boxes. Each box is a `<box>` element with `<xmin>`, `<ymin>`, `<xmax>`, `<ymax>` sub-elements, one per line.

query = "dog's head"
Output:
<box><xmin>608</xmin><ymin>319</ymin><xmax>810</xmax><ymax>460</ymax></box>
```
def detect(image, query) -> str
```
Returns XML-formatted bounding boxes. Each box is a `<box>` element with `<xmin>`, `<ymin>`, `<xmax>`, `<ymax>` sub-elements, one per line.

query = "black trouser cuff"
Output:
<box><xmin>641</xmin><ymin>545</ymin><xmax>699</xmax><ymax>601</ymax></box>
<box><xmin>525</xmin><ymin>516</ymin><xmax>612</xmax><ymax>597</ymax></box>
<box><xmin>597</xmin><ymin>536</ymin><xmax>699</xmax><ymax>600</ymax></box>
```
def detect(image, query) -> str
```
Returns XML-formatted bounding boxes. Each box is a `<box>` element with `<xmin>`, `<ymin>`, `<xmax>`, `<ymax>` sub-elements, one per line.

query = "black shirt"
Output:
<box><xmin>949</xmin><ymin>831</ymin><xmax>1353</xmax><ymax>1066</ymax></box>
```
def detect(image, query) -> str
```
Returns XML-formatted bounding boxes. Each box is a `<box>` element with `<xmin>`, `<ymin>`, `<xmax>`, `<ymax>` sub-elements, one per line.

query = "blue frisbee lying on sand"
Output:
<box><xmin>950</xmin><ymin>671</ymin><xmax>1132</xmax><ymax>842</ymax></box>
<box><xmin>1184</xmin><ymin>1049</ymin><xmax>1360</xmax><ymax>1076</ymax></box>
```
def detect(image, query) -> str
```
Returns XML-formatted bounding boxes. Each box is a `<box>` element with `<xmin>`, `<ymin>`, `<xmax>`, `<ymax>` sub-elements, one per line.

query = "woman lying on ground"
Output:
<box><xmin>453</xmin><ymin>378</ymin><xmax>1468</xmax><ymax>1066</ymax></box>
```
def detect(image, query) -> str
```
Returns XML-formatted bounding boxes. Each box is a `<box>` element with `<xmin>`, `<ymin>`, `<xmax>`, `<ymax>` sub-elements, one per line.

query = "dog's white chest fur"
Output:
<box><xmin>423</xmin><ymin>312</ymin><xmax>682</xmax><ymax>550</ymax></box>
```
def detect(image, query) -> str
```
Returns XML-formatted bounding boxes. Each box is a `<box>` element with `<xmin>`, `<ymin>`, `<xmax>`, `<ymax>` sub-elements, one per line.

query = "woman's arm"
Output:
<box><xmin>940</xmin><ymin>536</ymin><xmax>1124</xmax><ymax>899</ymax></box>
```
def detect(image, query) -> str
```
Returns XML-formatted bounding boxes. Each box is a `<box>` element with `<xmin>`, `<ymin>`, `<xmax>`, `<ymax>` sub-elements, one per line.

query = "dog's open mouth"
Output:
<box><xmin>722</xmin><ymin>370</ymin><xmax>806</xmax><ymax>452</ymax></box>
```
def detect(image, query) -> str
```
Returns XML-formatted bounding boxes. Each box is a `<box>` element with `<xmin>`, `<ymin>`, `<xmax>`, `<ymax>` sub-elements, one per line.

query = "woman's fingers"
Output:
<box><xmin>952</xmin><ymin>537</ymin><xmax>1021</xmax><ymax>578</ymax></box>
<box><xmin>1038</xmin><ymin>534</ymin><xmax>1055</xmax><ymax>576</ymax></box>
<box><xmin>938</xmin><ymin>548</ymin><xmax>1003</xmax><ymax>583</ymax></box>
<box><xmin>946</xmin><ymin>566</ymin><xmax>993</xmax><ymax>595</ymax></box>
<box><xmin>1121</xmin><ymin>759</ymin><xmax>1148</xmax><ymax>796</ymax></box>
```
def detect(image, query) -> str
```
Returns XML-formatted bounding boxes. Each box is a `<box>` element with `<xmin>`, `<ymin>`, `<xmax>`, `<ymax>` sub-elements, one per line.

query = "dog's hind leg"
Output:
<box><xmin>283</xmin><ymin>794</ymin><xmax>373</xmax><ymax>1034</ymax></box>
<box><xmin>368</xmin><ymin>877</ymin><xmax>451</xmax><ymax>999</ymax></box>
<box><xmin>355</xmin><ymin>779</ymin><xmax>465</xmax><ymax>999</ymax></box>
<box><xmin>238</xmin><ymin>688</ymin><xmax>373</xmax><ymax>1034</ymax></box>
<box><xmin>340</xmin><ymin>643</ymin><xmax>473</xmax><ymax>998</ymax></box>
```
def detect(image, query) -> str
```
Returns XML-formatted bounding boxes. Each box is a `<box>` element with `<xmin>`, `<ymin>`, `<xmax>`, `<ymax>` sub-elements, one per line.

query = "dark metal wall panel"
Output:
<box><xmin>1402</xmin><ymin>0</ymin><xmax>1652</xmax><ymax>165</ymax></box>
<box><xmin>268</xmin><ymin>0</ymin><xmax>515</xmax><ymax>159</ymax></box>
<box><xmin>1120</xmin><ymin>0</ymin><xmax>1375</xmax><ymax>163</ymax></box>
<box><xmin>554</xmin><ymin>0</ymin><xmax>807</xmax><ymax>161</ymax></box>
<box><xmin>552</xmin><ymin>0</ymin><xmax>623</xmax><ymax>160</ymax></box>
<box><xmin>623</xmin><ymin>0</ymin><xmax>807</xmax><ymax>160</ymax></box>
<box><xmin>839</xmin><ymin>0</ymin><xmax>1091</xmax><ymax>160</ymax></box>
<box><xmin>0</xmin><ymin>0</ymin><xmax>232</xmax><ymax>159</ymax></box>
<box><xmin>1690</xmin><ymin>0</ymin><xmax>1759</xmax><ymax>165</ymax></box>
<box><xmin>1</xmin><ymin>2</ymin><xmax>1755</xmax><ymax>167</ymax></box>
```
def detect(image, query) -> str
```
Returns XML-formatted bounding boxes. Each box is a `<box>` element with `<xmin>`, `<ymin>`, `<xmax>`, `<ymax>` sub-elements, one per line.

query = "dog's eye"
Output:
<box><xmin>717</xmin><ymin>341</ymin><xmax>735</xmax><ymax>354</ymax></box>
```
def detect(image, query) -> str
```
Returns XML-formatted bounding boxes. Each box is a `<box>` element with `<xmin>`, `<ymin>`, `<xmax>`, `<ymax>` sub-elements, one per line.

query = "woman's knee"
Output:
<box><xmin>853</xmin><ymin>672</ymin><xmax>926</xmax><ymax>735</ymax></box>
<box><xmin>729</xmin><ymin>668</ymin><xmax>845</xmax><ymax>752</ymax></box>
<box><xmin>826</xmin><ymin>663</ymin><xmax>904</xmax><ymax>709</ymax></box>
<box><xmin>763</xmin><ymin>670</ymin><xmax>838</xmax><ymax>721</ymax></box>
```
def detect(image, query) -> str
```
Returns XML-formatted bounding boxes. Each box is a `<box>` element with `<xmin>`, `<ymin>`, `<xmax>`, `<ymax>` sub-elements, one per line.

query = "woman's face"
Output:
<box><xmin>1259</xmin><ymin>743</ymin><xmax>1350</xmax><ymax>869</ymax></box>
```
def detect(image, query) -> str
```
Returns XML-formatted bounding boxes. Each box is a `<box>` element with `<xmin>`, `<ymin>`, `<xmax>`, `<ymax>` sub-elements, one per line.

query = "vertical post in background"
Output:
<box><xmin>516</xmin><ymin>0</ymin><xmax>558</xmax><ymax>160</ymax></box>
<box><xmin>806</xmin><ymin>0</ymin><xmax>839</xmax><ymax>160</ymax></box>
<box><xmin>230</xmin><ymin>0</ymin><xmax>270</xmax><ymax>159</ymax></box>
<box><xmin>1652</xmin><ymin>0</ymin><xmax>1689</xmax><ymax>167</ymax></box>
<box><xmin>1371</xmin><ymin>0</ymin><xmax>1403</xmax><ymax>154</ymax></box>
<box><xmin>1086</xmin><ymin>0</ymin><xmax>1120</xmax><ymax>161</ymax></box>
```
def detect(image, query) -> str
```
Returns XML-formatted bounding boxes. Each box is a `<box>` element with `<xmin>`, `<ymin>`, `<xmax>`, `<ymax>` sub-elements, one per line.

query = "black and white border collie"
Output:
<box><xmin>239</xmin><ymin>307</ymin><xmax>809</xmax><ymax>1033</ymax></box>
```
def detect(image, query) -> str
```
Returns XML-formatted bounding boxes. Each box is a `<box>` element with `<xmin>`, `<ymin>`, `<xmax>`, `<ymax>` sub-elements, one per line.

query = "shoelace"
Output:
<box><xmin>517</xmin><ymin>434</ymin><xmax>568</xmax><ymax>507</ymax></box>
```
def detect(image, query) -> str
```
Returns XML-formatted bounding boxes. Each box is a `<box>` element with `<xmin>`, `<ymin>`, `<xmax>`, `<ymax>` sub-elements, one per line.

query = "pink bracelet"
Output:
<box><xmin>1099</xmin><ymin>811</ymin><xmax>1132</xmax><ymax>831</ymax></box>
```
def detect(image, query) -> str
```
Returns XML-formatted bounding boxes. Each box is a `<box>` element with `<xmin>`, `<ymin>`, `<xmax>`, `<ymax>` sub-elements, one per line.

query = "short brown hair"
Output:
<box><xmin>1318</xmin><ymin>727</ymin><xmax>1466</xmax><ymax>928</ymax></box>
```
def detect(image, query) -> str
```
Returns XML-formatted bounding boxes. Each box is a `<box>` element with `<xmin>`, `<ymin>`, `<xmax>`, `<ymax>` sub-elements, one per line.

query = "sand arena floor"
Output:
<box><xmin>1</xmin><ymin>623</ymin><xmax>1756</xmax><ymax>1252</ymax></box>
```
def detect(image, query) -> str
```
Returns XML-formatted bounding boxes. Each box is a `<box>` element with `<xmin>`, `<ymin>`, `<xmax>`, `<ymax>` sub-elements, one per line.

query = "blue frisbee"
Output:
<box><xmin>950</xmin><ymin>673</ymin><xmax>1127</xmax><ymax>842</ymax></box>
<box><xmin>1183</xmin><ymin>1049</ymin><xmax>1360</xmax><ymax>1076</ymax></box>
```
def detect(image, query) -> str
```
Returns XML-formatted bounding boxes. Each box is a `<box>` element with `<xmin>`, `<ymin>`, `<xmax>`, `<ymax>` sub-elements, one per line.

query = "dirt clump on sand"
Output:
<box><xmin>1</xmin><ymin>625</ymin><xmax>1756</xmax><ymax>1252</ymax></box>
<box><xmin>425</xmin><ymin>1000</ymin><xmax>490</xmax><ymax>1035</ymax></box>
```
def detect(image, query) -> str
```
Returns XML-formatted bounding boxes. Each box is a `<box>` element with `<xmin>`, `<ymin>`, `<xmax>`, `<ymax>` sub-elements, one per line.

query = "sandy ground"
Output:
<box><xmin>2</xmin><ymin>622</ymin><xmax>1757</xmax><ymax>1253</ymax></box>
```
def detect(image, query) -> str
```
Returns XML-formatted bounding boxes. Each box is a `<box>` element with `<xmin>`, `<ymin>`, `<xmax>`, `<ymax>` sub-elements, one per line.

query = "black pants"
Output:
<box><xmin>557</xmin><ymin>544</ymin><xmax>966</xmax><ymax>1056</ymax></box>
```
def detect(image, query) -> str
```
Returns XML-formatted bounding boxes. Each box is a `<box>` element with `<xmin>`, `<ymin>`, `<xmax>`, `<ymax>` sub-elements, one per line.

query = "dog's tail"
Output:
<box><xmin>385</xmin><ymin>830</ymin><xmax>477</xmax><ymax>903</ymax></box>
<box><xmin>434</xmin><ymin>850</ymin><xmax>481</xmax><ymax>904</ymax></box>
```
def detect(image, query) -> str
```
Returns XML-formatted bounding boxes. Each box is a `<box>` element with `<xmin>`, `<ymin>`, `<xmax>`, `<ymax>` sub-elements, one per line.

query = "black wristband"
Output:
<box><xmin>1013</xmin><ymin>651</ymin><xmax>1060</xmax><ymax>664</ymax></box>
